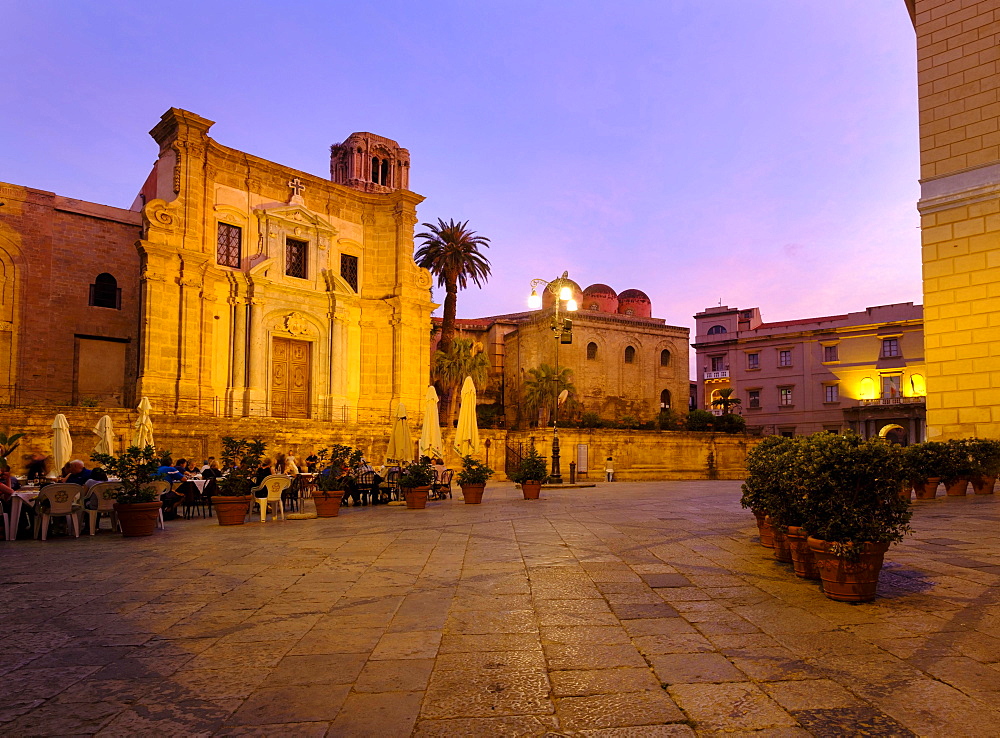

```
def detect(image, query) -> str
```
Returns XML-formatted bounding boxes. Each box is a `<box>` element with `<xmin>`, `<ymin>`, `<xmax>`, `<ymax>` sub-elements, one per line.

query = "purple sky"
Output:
<box><xmin>2</xmin><ymin>1</ymin><xmax>920</xmax><ymax>337</ymax></box>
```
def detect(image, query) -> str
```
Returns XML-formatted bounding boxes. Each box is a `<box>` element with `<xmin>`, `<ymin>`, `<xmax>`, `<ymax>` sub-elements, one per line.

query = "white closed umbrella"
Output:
<box><xmin>132</xmin><ymin>396</ymin><xmax>154</xmax><ymax>449</ymax></box>
<box><xmin>454</xmin><ymin>376</ymin><xmax>480</xmax><ymax>458</ymax></box>
<box><xmin>419</xmin><ymin>386</ymin><xmax>444</xmax><ymax>460</ymax></box>
<box><xmin>93</xmin><ymin>415</ymin><xmax>116</xmax><ymax>457</ymax></box>
<box><xmin>386</xmin><ymin>403</ymin><xmax>413</xmax><ymax>463</ymax></box>
<box><xmin>51</xmin><ymin>414</ymin><xmax>72</xmax><ymax>473</ymax></box>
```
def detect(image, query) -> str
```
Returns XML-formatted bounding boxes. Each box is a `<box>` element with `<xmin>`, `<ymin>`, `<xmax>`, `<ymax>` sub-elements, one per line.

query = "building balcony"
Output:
<box><xmin>858</xmin><ymin>396</ymin><xmax>925</xmax><ymax>406</ymax></box>
<box><xmin>709</xmin><ymin>409</ymin><xmax>724</xmax><ymax>416</ymax></box>
<box><xmin>703</xmin><ymin>370</ymin><xmax>729</xmax><ymax>380</ymax></box>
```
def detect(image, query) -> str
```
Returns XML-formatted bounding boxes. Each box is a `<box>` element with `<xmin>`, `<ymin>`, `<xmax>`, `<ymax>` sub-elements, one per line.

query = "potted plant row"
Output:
<box><xmin>510</xmin><ymin>447</ymin><xmax>548</xmax><ymax>499</ymax></box>
<box><xmin>91</xmin><ymin>444</ymin><xmax>162</xmax><ymax>537</ymax></box>
<box><xmin>904</xmin><ymin>438</ymin><xmax>1000</xmax><ymax>498</ymax></box>
<box><xmin>456</xmin><ymin>455</ymin><xmax>494</xmax><ymax>504</ymax></box>
<box><xmin>313</xmin><ymin>445</ymin><xmax>362</xmax><ymax>517</ymax></box>
<box><xmin>742</xmin><ymin>433</ymin><xmax>913</xmax><ymax>602</ymax></box>
<box><xmin>211</xmin><ymin>437</ymin><xmax>267</xmax><ymax>525</ymax></box>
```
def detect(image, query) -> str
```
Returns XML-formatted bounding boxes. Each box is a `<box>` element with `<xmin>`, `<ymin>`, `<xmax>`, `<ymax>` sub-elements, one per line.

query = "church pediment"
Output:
<box><xmin>253</xmin><ymin>203</ymin><xmax>338</xmax><ymax>237</ymax></box>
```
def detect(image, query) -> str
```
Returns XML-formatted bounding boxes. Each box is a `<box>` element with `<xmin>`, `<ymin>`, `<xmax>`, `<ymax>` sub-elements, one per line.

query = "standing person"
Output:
<box><xmin>305</xmin><ymin>451</ymin><xmax>319</xmax><ymax>473</ymax></box>
<box><xmin>605</xmin><ymin>457</ymin><xmax>614</xmax><ymax>483</ymax></box>
<box><xmin>285</xmin><ymin>453</ymin><xmax>299</xmax><ymax>476</ymax></box>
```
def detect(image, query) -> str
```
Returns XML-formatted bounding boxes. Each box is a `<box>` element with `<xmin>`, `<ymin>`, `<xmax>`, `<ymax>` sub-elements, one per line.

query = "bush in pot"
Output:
<box><xmin>509</xmin><ymin>447</ymin><xmax>548</xmax><ymax>499</ymax></box>
<box><xmin>91</xmin><ymin>444</ymin><xmax>161</xmax><ymax>536</ymax></box>
<box><xmin>212</xmin><ymin>437</ymin><xmax>266</xmax><ymax>525</ymax></box>
<box><xmin>939</xmin><ymin>438</ymin><xmax>975</xmax><ymax>496</ymax></box>
<box><xmin>969</xmin><ymin>438</ymin><xmax>1000</xmax><ymax>494</ymax></box>
<box><xmin>740</xmin><ymin>435</ymin><xmax>793</xmax><ymax>549</ymax></box>
<box><xmin>313</xmin><ymin>445</ymin><xmax>361</xmax><ymax>516</ymax></box>
<box><xmin>903</xmin><ymin>441</ymin><xmax>948</xmax><ymax>499</ymax></box>
<box><xmin>399</xmin><ymin>461</ymin><xmax>436</xmax><ymax>509</ymax></box>
<box><xmin>795</xmin><ymin>433</ymin><xmax>912</xmax><ymax>602</ymax></box>
<box><xmin>456</xmin><ymin>456</ymin><xmax>494</xmax><ymax>504</ymax></box>
<box><xmin>758</xmin><ymin>438</ymin><xmax>818</xmax><ymax>577</ymax></box>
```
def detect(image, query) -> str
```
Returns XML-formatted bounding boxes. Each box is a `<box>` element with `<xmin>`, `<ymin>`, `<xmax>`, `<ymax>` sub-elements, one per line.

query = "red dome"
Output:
<box><xmin>617</xmin><ymin>288</ymin><xmax>651</xmax><ymax>318</ymax></box>
<box><xmin>583</xmin><ymin>283</ymin><xmax>618</xmax><ymax>313</ymax></box>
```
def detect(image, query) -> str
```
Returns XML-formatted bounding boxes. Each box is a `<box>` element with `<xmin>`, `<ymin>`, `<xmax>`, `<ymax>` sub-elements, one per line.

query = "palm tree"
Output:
<box><xmin>415</xmin><ymin>219</ymin><xmax>491</xmax><ymax>355</ymax></box>
<box><xmin>521</xmin><ymin>364</ymin><xmax>575</xmax><ymax>426</ymax></box>
<box><xmin>432</xmin><ymin>338</ymin><xmax>490</xmax><ymax>427</ymax></box>
<box><xmin>711</xmin><ymin>387</ymin><xmax>742</xmax><ymax>415</ymax></box>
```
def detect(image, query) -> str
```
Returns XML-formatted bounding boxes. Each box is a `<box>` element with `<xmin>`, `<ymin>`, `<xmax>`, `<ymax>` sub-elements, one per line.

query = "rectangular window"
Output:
<box><xmin>286</xmin><ymin>238</ymin><xmax>308</xmax><ymax>279</ymax></box>
<box><xmin>711</xmin><ymin>356</ymin><xmax>725</xmax><ymax>372</ymax></box>
<box><xmin>882</xmin><ymin>375</ymin><xmax>901</xmax><ymax>398</ymax></box>
<box><xmin>340</xmin><ymin>253</ymin><xmax>359</xmax><ymax>291</ymax></box>
<box><xmin>747</xmin><ymin>353</ymin><xmax>759</xmax><ymax>370</ymax></box>
<box><xmin>217</xmin><ymin>223</ymin><xmax>241</xmax><ymax>268</ymax></box>
<box><xmin>824</xmin><ymin>384</ymin><xmax>839</xmax><ymax>403</ymax></box>
<box><xmin>779</xmin><ymin>387</ymin><xmax>793</xmax><ymax>406</ymax></box>
<box><xmin>748</xmin><ymin>390</ymin><xmax>760</xmax><ymax>409</ymax></box>
<box><xmin>881</xmin><ymin>338</ymin><xmax>900</xmax><ymax>357</ymax></box>
<box><xmin>823</xmin><ymin>345</ymin><xmax>838</xmax><ymax>362</ymax></box>
<box><xmin>778</xmin><ymin>350</ymin><xmax>792</xmax><ymax>367</ymax></box>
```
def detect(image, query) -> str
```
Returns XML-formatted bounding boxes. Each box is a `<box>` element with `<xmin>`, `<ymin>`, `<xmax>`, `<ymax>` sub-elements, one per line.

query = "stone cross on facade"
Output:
<box><xmin>288</xmin><ymin>178</ymin><xmax>305</xmax><ymax>201</ymax></box>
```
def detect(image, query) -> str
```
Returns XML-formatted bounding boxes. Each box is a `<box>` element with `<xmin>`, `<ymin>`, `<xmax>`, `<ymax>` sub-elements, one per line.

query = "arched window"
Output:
<box><xmin>660</xmin><ymin>389</ymin><xmax>671</xmax><ymax>409</ymax></box>
<box><xmin>380</xmin><ymin>159</ymin><xmax>390</xmax><ymax>185</ymax></box>
<box><xmin>660</xmin><ymin>349</ymin><xmax>671</xmax><ymax>367</ymax></box>
<box><xmin>624</xmin><ymin>345</ymin><xmax>636</xmax><ymax>364</ymax></box>
<box><xmin>371</xmin><ymin>156</ymin><xmax>380</xmax><ymax>182</ymax></box>
<box><xmin>89</xmin><ymin>273</ymin><xmax>120</xmax><ymax>309</ymax></box>
<box><xmin>587</xmin><ymin>342</ymin><xmax>598</xmax><ymax>360</ymax></box>
<box><xmin>589</xmin><ymin>303</ymin><xmax>599</xmax><ymax>310</ymax></box>
<box><xmin>707</xmin><ymin>325</ymin><xmax>727</xmax><ymax>335</ymax></box>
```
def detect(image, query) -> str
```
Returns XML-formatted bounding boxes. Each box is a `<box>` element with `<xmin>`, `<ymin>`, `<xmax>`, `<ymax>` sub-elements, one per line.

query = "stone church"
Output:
<box><xmin>0</xmin><ymin>108</ymin><xmax>434</xmax><ymax>435</ymax></box>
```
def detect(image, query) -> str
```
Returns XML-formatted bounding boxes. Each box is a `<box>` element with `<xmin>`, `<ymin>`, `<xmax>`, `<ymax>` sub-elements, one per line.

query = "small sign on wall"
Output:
<box><xmin>576</xmin><ymin>444</ymin><xmax>589</xmax><ymax>473</ymax></box>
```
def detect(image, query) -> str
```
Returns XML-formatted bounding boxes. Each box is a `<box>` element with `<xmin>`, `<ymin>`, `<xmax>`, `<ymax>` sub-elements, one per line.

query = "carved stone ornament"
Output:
<box><xmin>416</xmin><ymin>270</ymin><xmax>433</xmax><ymax>289</ymax></box>
<box><xmin>144</xmin><ymin>199</ymin><xmax>176</xmax><ymax>228</ymax></box>
<box><xmin>283</xmin><ymin>312</ymin><xmax>310</xmax><ymax>335</ymax></box>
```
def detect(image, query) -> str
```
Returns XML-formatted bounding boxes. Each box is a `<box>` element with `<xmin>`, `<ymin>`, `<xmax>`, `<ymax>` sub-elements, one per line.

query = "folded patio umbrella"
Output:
<box><xmin>386</xmin><ymin>402</ymin><xmax>413</xmax><ymax>463</ymax></box>
<box><xmin>93</xmin><ymin>414</ymin><xmax>115</xmax><ymax>458</ymax></box>
<box><xmin>131</xmin><ymin>397</ymin><xmax>154</xmax><ymax>449</ymax></box>
<box><xmin>51</xmin><ymin>414</ymin><xmax>71</xmax><ymax>472</ymax></box>
<box><xmin>454</xmin><ymin>376</ymin><xmax>480</xmax><ymax>458</ymax></box>
<box><xmin>419</xmin><ymin>386</ymin><xmax>444</xmax><ymax>460</ymax></box>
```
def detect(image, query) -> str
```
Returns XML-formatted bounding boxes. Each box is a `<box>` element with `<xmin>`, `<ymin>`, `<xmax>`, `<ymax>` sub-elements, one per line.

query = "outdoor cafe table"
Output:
<box><xmin>7</xmin><ymin>488</ymin><xmax>39</xmax><ymax>541</ymax></box>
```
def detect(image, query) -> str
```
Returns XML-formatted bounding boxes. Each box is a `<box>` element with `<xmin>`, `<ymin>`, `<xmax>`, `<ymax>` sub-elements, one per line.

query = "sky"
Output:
<box><xmin>1</xmin><ymin>0</ymin><xmax>921</xmax><ymax>336</ymax></box>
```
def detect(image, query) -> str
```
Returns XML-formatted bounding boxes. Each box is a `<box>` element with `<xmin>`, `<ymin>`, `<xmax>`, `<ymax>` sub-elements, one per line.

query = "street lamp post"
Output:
<box><xmin>527</xmin><ymin>271</ymin><xmax>578</xmax><ymax>484</ymax></box>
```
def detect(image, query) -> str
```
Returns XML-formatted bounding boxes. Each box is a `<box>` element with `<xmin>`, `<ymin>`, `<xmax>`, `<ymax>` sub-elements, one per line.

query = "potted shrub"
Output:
<box><xmin>969</xmin><ymin>438</ymin><xmax>1000</xmax><ymax>495</ymax></box>
<box><xmin>456</xmin><ymin>456</ymin><xmax>494</xmax><ymax>504</ymax></box>
<box><xmin>313</xmin><ymin>445</ymin><xmax>360</xmax><ymax>517</ymax></box>
<box><xmin>212</xmin><ymin>437</ymin><xmax>266</xmax><ymax>525</ymax></box>
<box><xmin>940</xmin><ymin>438</ymin><xmax>975</xmax><ymax>496</ymax></box>
<box><xmin>759</xmin><ymin>439</ymin><xmax>818</xmax><ymax>578</ymax></box>
<box><xmin>903</xmin><ymin>441</ymin><xmax>946</xmax><ymax>499</ymax></box>
<box><xmin>796</xmin><ymin>433</ymin><xmax>912</xmax><ymax>602</ymax></box>
<box><xmin>740</xmin><ymin>436</ymin><xmax>792</xmax><ymax>549</ymax></box>
<box><xmin>91</xmin><ymin>444</ymin><xmax>161</xmax><ymax>537</ymax></box>
<box><xmin>510</xmin><ymin>447</ymin><xmax>548</xmax><ymax>500</ymax></box>
<box><xmin>399</xmin><ymin>461</ymin><xmax>435</xmax><ymax>509</ymax></box>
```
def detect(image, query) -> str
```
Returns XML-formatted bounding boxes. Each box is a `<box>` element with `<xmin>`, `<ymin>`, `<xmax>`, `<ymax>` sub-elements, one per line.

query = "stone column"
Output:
<box><xmin>245</xmin><ymin>299</ymin><xmax>266</xmax><ymax>415</ymax></box>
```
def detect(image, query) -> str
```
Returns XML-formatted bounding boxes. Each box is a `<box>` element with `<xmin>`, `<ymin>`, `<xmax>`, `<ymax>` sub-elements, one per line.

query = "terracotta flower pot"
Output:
<box><xmin>971</xmin><ymin>475</ymin><xmax>997</xmax><ymax>495</ymax></box>
<box><xmin>807</xmin><ymin>537</ymin><xmax>890</xmax><ymax>602</ymax></box>
<box><xmin>403</xmin><ymin>486</ymin><xmax>430</xmax><ymax>509</ymax></box>
<box><xmin>756</xmin><ymin>513</ymin><xmax>774</xmax><ymax>548</ymax></box>
<box><xmin>912</xmin><ymin>477</ymin><xmax>940</xmax><ymax>499</ymax></box>
<box><xmin>945</xmin><ymin>478</ymin><xmax>969</xmax><ymax>496</ymax></box>
<box><xmin>521</xmin><ymin>481</ymin><xmax>542</xmax><ymax>500</ymax></box>
<box><xmin>113</xmin><ymin>501</ymin><xmax>161</xmax><ymax>537</ymax></box>
<box><xmin>314</xmin><ymin>491</ymin><xmax>345</xmax><ymax>517</ymax></box>
<box><xmin>461</xmin><ymin>484</ymin><xmax>485</xmax><ymax>504</ymax></box>
<box><xmin>785</xmin><ymin>526</ymin><xmax>819</xmax><ymax>579</ymax></box>
<box><xmin>212</xmin><ymin>496</ymin><xmax>252</xmax><ymax>526</ymax></box>
<box><xmin>771</xmin><ymin>524</ymin><xmax>793</xmax><ymax>564</ymax></box>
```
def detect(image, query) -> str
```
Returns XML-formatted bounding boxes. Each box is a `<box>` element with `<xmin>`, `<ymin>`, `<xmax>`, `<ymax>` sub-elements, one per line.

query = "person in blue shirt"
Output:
<box><xmin>155</xmin><ymin>457</ymin><xmax>185</xmax><ymax>519</ymax></box>
<box><xmin>62</xmin><ymin>460</ymin><xmax>92</xmax><ymax>486</ymax></box>
<box><xmin>156</xmin><ymin>457</ymin><xmax>185</xmax><ymax>483</ymax></box>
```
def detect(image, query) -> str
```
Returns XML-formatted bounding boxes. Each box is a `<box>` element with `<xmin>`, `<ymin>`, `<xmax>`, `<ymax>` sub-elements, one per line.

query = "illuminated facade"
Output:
<box><xmin>907</xmin><ymin>0</ymin><xmax>1000</xmax><ymax>440</ymax></box>
<box><xmin>693</xmin><ymin>303</ymin><xmax>926</xmax><ymax>442</ymax></box>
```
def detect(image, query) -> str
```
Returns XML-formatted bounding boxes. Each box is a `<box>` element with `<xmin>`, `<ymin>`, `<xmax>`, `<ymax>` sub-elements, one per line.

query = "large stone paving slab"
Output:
<box><xmin>2</xmin><ymin>481</ymin><xmax>1000</xmax><ymax>735</ymax></box>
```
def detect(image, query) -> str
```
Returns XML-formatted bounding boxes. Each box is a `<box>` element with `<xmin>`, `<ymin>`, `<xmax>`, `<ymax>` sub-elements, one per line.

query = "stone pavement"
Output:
<box><xmin>2</xmin><ymin>481</ymin><xmax>1000</xmax><ymax>736</ymax></box>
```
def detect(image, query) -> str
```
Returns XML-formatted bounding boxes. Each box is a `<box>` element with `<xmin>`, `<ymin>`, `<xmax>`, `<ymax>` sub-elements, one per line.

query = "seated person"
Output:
<box><xmin>201</xmin><ymin>459</ymin><xmax>223</xmax><ymax>479</ymax></box>
<box><xmin>0</xmin><ymin>469</ymin><xmax>33</xmax><ymax>536</ymax></box>
<box><xmin>174</xmin><ymin>458</ymin><xmax>194</xmax><ymax>479</ymax></box>
<box><xmin>156</xmin><ymin>458</ymin><xmax>185</xmax><ymax>483</ymax></box>
<box><xmin>305</xmin><ymin>453</ymin><xmax>319</xmax><ymax>473</ymax></box>
<box><xmin>432</xmin><ymin>458</ymin><xmax>447</xmax><ymax>481</ymax></box>
<box><xmin>345</xmin><ymin>458</ymin><xmax>375</xmax><ymax>506</ymax></box>
<box><xmin>61</xmin><ymin>460</ymin><xmax>92</xmax><ymax>486</ymax></box>
<box><xmin>83</xmin><ymin>468</ymin><xmax>109</xmax><ymax>508</ymax></box>
<box><xmin>253</xmin><ymin>459</ymin><xmax>273</xmax><ymax>494</ymax></box>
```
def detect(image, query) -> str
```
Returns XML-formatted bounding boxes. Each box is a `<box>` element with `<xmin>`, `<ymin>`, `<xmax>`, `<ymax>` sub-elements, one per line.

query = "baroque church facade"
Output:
<box><xmin>0</xmin><ymin>108</ymin><xmax>434</xmax><ymax>429</ymax></box>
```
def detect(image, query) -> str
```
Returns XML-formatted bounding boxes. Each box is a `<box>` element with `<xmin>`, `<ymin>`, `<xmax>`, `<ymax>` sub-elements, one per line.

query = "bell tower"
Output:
<box><xmin>330</xmin><ymin>133</ymin><xmax>410</xmax><ymax>193</ymax></box>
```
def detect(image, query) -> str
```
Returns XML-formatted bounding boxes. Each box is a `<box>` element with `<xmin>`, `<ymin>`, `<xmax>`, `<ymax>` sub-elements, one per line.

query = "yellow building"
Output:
<box><xmin>907</xmin><ymin>0</ymin><xmax>1000</xmax><ymax>440</ymax></box>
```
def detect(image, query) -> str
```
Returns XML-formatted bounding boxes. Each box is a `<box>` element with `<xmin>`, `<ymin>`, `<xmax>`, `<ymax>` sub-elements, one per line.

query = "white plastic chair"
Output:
<box><xmin>85</xmin><ymin>482</ymin><xmax>122</xmax><ymax>535</ymax></box>
<box><xmin>250</xmin><ymin>475</ymin><xmax>291</xmax><ymax>522</ymax></box>
<box><xmin>34</xmin><ymin>483</ymin><xmax>84</xmax><ymax>540</ymax></box>
<box><xmin>149</xmin><ymin>480</ymin><xmax>170</xmax><ymax>529</ymax></box>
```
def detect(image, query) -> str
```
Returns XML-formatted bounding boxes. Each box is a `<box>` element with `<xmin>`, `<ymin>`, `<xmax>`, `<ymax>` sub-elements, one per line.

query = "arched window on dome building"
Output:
<box><xmin>587</xmin><ymin>342</ymin><xmax>598</xmax><ymax>360</ymax></box>
<box><xmin>624</xmin><ymin>346</ymin><xmax>636</xmax><ymax>364</ymax></box>
<box><xmin>89</xmin><ymin>273</ymin><xmax>121</xmax><ymax>309</ymax></box>
<box><xmin>660</xmin><ymin>349</ymin><xmax>671</xmax><ymax>367</ymax></box>
<box><xmin>707</xmin><ymin>325</ymin><xmax>727</xmax><ymax>335</ymax></box>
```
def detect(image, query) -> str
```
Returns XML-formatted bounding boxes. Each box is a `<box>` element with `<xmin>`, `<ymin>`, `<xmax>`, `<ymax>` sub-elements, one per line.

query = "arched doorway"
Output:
<box><xmin>879</xmin><ymin>423</ymin><xmax>907</xmax><ymax>446</ymax></box>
